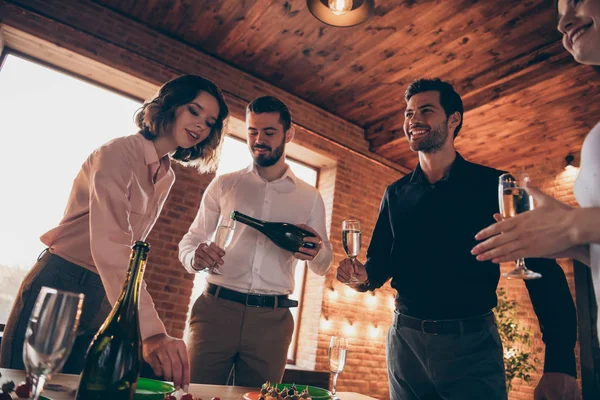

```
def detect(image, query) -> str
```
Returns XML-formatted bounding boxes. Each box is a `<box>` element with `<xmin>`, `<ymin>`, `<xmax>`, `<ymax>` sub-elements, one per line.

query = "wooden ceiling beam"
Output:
<box><xmin>366</xmin><ymin>40</ymin><xmax>581</xmax><ymax>155</ymax></box>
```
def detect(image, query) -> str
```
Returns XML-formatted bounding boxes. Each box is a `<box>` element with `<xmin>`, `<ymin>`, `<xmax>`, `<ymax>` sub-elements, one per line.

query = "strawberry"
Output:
<box><xmin>14</xmin><ymin>381</ymin><xmax>31</xmax><ymax>399</ymax></box>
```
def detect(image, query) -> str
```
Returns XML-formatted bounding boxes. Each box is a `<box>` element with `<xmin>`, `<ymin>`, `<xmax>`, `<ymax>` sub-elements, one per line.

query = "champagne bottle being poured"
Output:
<box><xmin>230</xmin><ymin>210</ymin><xmax>317</xmax><ymax>253</ymax></box>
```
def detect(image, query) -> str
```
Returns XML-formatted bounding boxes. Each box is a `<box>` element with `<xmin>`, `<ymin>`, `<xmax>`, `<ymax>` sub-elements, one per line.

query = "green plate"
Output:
<box><xmin>135</xmin><ymin>377</ymin><xmax>176</xmax><ymax>399</ymax></box>
<box><xmin>40</xmin><ymin>378</ymin><xmax>175</xmax><ymax>400</ymax></box>
<box><xmin>272</xmin><ymin>383</ymin><xmax>332</xmax><ymax>399</ymax></box>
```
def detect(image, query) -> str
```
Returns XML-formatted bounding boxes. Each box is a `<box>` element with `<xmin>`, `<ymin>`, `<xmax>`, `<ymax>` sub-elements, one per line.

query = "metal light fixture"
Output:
<box><xmin>565</xmin><ymin>154</ymin><xmax>579</xmax><ymax>170</ymax></box>
<box><xmin>307</xmin><ymin>0</ymin><xmax>374</xmax><ymax>27</ymax></box>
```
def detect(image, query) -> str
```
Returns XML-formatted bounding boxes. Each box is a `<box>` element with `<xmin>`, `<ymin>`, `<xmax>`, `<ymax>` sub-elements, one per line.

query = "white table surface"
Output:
<box><xmin>0</xmin><ymin>368</ymin><xmax>378</xmax><ymax>400</ymax></box>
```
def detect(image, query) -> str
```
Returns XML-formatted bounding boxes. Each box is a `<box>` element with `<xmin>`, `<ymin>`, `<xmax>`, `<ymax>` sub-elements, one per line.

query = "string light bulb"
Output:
<box><xmin>328</xmin><ymin>286</ymin><xmax>338</xmax><ymax>301</ymax></box>
<box><xmin>366</xmin><ymin>293</ymin><xmax>377</xmax><ymax>307</ymax></box>
<box><xmin>345</xmin><ymin>285</ymin><xmax>356</xmax><ymax>297</ymax></box>
<box><xmin>343</xmin><ymin>320</ymin><xmax>356</xmax><ymax>336</ymax></box>
<box><xmin>321</xmin><ymin>316</ymin><xmax>332</xmax><ymax>331</ymax></box>
<box><xmin>369</xmin><ymin>324</ymin><xmax>380</xmax><ymax>338</ymax></box>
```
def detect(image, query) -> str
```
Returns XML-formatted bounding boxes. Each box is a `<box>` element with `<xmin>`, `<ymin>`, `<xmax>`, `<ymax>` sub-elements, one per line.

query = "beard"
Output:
<box><xmin>408</xmin><ymin>122</ymin><xmax>448</xmax><ymax>153</ymax></box>
<box><xmin>252</xmin><ymin>137</ymin><xmax>285</xmax><ymax>167</ymax></box>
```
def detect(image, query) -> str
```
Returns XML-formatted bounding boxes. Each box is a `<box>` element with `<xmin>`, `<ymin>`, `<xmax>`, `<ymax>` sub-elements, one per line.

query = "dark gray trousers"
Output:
<box><xmin>0</xmin><ymin>250</ymin><xmax>111</xmax><ymax>373</ymax></box>
<box><xmin>386</xmin><ymin>312</ymin><xmax>507</xmax><ymax>400</ymax></box>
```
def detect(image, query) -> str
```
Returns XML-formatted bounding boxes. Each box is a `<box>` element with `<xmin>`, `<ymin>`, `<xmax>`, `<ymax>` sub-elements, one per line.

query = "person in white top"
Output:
<box><xmin>179</xmin><ymin>96</ymin><xmax>333</xmax><ymax>386</ymax></box>
<box><xmin>472</xmin><ymin>0</ymin><xmax>600</xmax><ymax>397</ymax></box>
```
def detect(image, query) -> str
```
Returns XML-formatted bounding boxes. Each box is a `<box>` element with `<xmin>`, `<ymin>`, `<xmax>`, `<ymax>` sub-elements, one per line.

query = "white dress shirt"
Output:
<box><xmin>179</xmin><ymin>163</ymin><xmax>333</xmax><ymax>295</ymax></box>
<box><xmin>574</xmin><ymin>122</ymin><xmax>600</xmax><ymax>336</ymax></box>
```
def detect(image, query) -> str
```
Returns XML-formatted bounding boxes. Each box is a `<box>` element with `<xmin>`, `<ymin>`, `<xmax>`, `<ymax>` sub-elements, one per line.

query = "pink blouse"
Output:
<box><xmin>41</xmin><ymin>133</ymin><xmax>175</xmax><ymax>340</ymax></box>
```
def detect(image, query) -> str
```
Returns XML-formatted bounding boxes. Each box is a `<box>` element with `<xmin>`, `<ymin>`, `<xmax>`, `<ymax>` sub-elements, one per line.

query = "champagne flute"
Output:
<box><xmin>328</xmin><ymin>336</ymin><xmax>348</xmax><ymax>400</ymax></box>
<box><xmin>498</xmin><ymin>173</ymin><xmax>542</xmax><ymax>280</ymax></box>
<box><xmin>208</xmin><ymin>214</ymin><xmax>236</xmax><ymax>275</ymax></box>
<box><xmin>23</xmin><ymin>287</ymin><xmax>84</xmax><ymax>400</ymax></box>
<box><xmin>342</xmin><ymin>219</ymin><xmax>362</xmax><ymax>284</ymax></box>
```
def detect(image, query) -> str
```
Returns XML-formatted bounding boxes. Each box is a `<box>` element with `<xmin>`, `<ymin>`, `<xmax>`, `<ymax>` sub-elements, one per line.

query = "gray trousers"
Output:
<box><xmin>0</xmin><ymin>250</ymin><xmax>111</xmax><ymax>373</ymax></box>
<box><xmin>386</xmin><ymin>313</ymin><xmax>507</xmax><ymax>400</ymax></box>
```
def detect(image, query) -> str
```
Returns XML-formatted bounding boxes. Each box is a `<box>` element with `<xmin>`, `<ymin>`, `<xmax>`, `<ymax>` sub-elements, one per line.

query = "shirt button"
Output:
<box><xmin>254</xmin><ymin>268</ymin><xmax>259</xmax><ymax>272</ymax></box>
<box><xmin>258</xmin><ymin>240</ymin><xmax>264</xmax><ymax>245</ymax></box>
<box><xmin>265</xmin><ymin>200</ymin><xmax>269</xmax><ymax>204</ymax></box>
<box><xmin>431</xmin><ymin>184</ymin><xmax>435</xmax><ymax>189</ymax></box>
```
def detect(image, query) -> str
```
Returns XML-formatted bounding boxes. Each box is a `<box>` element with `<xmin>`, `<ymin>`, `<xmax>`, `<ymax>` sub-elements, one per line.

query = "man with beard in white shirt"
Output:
<box><xmin>179</xmin><ymin>96</ymin><xmax>333</xmax><ymax>387</ymax></box>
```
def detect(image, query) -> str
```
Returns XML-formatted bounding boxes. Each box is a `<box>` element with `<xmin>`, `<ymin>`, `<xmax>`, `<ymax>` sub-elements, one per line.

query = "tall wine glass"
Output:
<box><xmin>328</xmin><ymin>336</ymin><xmax>348</xmax><ymax>400</ymax></box>
<box><xmin>498</xmin><ymin>173</ymin><xmax>542</xmax><ymax>280</ymax></box>
<box><xmin>23</xmin><ymin>287</ymin><xmax>84</xmax><ymax>400</ymax></box>
<box><xmin>208</xmin><ymin>214</ymin><xmax>236</xmax><ymax>275</ymax></box>
<box><xmin>342</xmin><ymin>220</ymin><xmax>362</xmax><ymax>284</ymax></box>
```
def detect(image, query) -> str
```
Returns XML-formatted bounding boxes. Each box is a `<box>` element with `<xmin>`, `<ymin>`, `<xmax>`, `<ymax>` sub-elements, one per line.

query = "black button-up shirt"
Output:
<box><xmin>364</xmin><ymin>153</ymin><xmax>577</xmax><ymax>376</ymax></box>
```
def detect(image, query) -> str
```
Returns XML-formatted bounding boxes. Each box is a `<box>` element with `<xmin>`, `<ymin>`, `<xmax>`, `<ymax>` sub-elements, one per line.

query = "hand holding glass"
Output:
<box><xmin>208</xmin><ymin>214</ymin><xmax>236</xmax><ymax>275</ymax></box>
<box><xmin>23</xmin><ymin>287</ymin><xmax>84</xmax><ymax>400</ymax></box>
<box><xmin>328</xmin><ymin>336</ymin><xmax>348</xmax><ymax>400</ymax></box>
<box><xmin>342</xmin><ymin>219</ymin><xmax>362</xmax><ymax>284</ymax></box>
<box><xmin>498</xmin><ymin>173</ymin><xmax>541</xmax><ymax>280</ymax></box>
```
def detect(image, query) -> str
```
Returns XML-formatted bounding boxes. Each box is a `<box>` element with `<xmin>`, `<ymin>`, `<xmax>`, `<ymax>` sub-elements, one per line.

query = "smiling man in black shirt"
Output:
<box><xmin>337</xmin><ymin>78</ymin><xmax>579</xmax><ymax>400</ymax></box>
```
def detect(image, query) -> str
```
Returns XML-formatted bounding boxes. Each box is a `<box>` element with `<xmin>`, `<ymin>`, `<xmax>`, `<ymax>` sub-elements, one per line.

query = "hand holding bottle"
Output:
<box><xmin>336</xmin><ymin>258</ymin><xmax>368</xmax><ymax>285</ymax></box>
<box><xmin>142</xmin><ymin>333</ymin><xmax>190</xmax><ymax>391</ymax></box>
<box><xmin>193</xmin><ymin>241</ymin><xmax>226</xmax><ymax>272</ymax></box>
<box><xmin>293</xmin><ymin>224</ymin><xmax>322</xmax><ymax>261</ymax></box>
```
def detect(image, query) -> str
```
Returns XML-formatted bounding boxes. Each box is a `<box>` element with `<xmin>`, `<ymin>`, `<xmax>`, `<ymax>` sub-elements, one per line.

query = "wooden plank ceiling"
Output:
<box><xmin>95</xmin><ymin>0</ymin><xmax>600</xmax><ymax>171</ymax></box>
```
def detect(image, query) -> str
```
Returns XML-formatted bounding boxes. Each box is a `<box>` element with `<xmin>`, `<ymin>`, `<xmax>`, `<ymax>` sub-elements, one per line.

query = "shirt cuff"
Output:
<box><xmin>184</xmin><ymin>250</ymin><xmax>197</xmax><ymax>273</ymax></box>
<box><xmin>544</xmin><ymin>344</ymin><xmax>577</xmax><ymax>377</ymax></box>
<box><xmin>307</xmin><ymin>244</ymin><xmax>332</xmax><ymax>276</ymax></box>
<box><xmin>140</xmin><ymin>313</ymin><xmax>167</xmax><ymax>341</ymax></box>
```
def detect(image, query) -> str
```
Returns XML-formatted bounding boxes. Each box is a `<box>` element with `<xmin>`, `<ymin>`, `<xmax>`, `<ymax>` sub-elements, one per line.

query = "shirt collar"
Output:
<box><xmin>139</xmin><ymin>133</ymin><xmax>171</xmax><ymax>179</ymax></box>
<box><xmin>409</xmin><ymin>152</ymin><xmax>466</xmax><ymax>184</ymax></box>
<box><xmin>245</xmin><ymin>162</ymin><xmax>297</xmax><ymax>186</ymax></box>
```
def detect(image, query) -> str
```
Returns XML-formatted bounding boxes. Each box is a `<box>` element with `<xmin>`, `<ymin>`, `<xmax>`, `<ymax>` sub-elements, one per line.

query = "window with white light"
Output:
<box><xmin>0</xmin><ymin>53</ymin><xmax>141</xmax><ymax>326</ymax></box>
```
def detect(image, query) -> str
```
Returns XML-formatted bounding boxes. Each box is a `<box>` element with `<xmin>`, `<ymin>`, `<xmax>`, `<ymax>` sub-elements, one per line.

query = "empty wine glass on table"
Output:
<box><xmin>498</xmin><ymin>173</ymin><xmax>541</xmax><ymax>280</ymax></box>
<box><xmin>342</xmin><ymin>219</ymin><xmax>362</xmax><ymax>284</ymax></box>
<box><xmin>23</xmin><ymin>286</ymin><xmax>84</xmax><ymax>400</ymax></box>
<box><xmin>328</xmin><ymin>336</ymin><xmax>348</xmax><ymax>400</ymax></box>
<box><xmin>208</xmin><ymin>213</ymin><xmax>236</xmax><ymax>275</ymax></box>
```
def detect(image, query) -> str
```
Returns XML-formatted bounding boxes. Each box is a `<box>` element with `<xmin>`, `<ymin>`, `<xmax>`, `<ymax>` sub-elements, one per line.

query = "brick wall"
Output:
<box><xmin>293</xmin><ymin>127</ymin><xmax>400</xmax><ymax>399</ymax></box>
<box><xmin>0</xmin><ymin>1</ymin><xmax>583</xmax><ymax>399</ymax></box>
<box><xmin>144</xmin><ymin>167</ymin><xmax>215</xmax><ymax>338</ymax></box>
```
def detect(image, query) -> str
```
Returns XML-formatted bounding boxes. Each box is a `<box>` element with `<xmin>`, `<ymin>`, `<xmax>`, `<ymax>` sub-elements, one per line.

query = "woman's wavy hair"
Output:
<box><xmin>135</xmin><ymin>75</ymin><xmax>229</xmax><ymax>173</ymax></box>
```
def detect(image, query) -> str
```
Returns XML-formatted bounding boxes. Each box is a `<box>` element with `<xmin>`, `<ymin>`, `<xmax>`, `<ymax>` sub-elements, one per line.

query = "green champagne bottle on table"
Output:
<box><xmin>75</xmin><ymin>241</ymin><xmax>150</xmax><ymax>400</ymax></box>
<box><xmin>230</xmin><ymin>210</ymin><xmax>317</xmax><ymax>253</ymax></box>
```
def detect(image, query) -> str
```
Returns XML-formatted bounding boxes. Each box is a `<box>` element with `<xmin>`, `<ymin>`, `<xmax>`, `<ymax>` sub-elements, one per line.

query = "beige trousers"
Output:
<box><xmin>188</xmin><ymin>291</ymin><xmax>294</xmax><ymax>387</ymax></box>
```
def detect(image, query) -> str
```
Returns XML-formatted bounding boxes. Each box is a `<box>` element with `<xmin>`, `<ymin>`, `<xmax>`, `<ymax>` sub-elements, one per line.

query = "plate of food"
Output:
<box><xmin>244</xmin><ymin>382</ymin><xmax>332</xmax><ymax>400</ymax></box>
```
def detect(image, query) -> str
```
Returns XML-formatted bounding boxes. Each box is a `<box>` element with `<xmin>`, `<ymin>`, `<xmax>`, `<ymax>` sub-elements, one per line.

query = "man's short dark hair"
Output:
<box><xmin>246</xmin><ymin>96</ymin><xmax>292</xmax><ymax>132</ymax></box>
<box><xmin>405</xmin><ymin>78</ymin><xmax>464</xmax><ymax>137</ymax></box>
